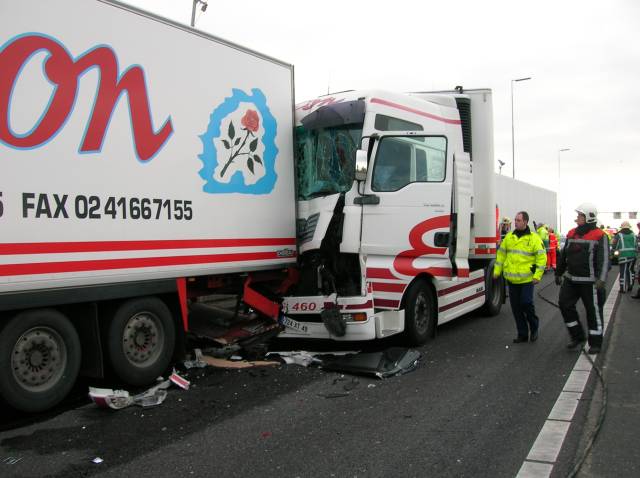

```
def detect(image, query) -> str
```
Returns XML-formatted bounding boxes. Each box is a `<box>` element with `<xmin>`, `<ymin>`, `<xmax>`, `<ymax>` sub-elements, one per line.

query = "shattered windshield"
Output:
<box><xmin>295</xmin><ymin>125</ymin><xmax>363</xmax><ymax>200</ymax></box>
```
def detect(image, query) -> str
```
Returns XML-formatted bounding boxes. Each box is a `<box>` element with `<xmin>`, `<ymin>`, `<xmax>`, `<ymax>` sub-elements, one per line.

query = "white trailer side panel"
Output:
<box><xmin>0</xmin><ymin>0</ymin><xmax>296</xmax><ymax>293</ymax></box>
<box><xmin>495</xmin><ymin>175</ymin><xmax>557</xmax><ymax>230</ymax></box>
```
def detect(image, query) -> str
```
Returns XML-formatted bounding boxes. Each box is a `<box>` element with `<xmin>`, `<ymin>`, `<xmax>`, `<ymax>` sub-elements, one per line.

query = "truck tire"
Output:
<box><xmin>404</xmin><ymin>279</ymin><xmax>437</xmax><ymax>346</ymax></box>
<box><xmin>0</xmin><ymin>309</ymin><xmax>81</xmax><ymax>413</ymax></box>
<box><xmin>480</xmin><ymin>260</ymin><xmax>505</xmax><ymax>316</ymax></box>
<box><xmin>107</xmin><ymin>297</ymin><xmax>175</xmax><ymax>386</ymax></box>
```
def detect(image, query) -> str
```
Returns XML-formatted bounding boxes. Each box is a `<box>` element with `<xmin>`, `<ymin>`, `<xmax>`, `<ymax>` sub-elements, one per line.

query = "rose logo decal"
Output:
<box><xmin>199</xmin><ymin>88</ymin><xmax>278</xmax><ymax>194</ymax></box>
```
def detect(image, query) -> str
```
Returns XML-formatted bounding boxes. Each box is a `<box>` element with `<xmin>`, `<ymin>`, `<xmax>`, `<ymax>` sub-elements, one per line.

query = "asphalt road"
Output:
<box><xmin>0</xmin><ymin>272</ymin><xmax>616</xmax><ymax>478</ymax></box>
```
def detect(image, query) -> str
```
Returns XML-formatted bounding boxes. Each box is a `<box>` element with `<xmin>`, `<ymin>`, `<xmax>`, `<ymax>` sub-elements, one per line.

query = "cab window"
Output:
<box><xmin>371</xmin><ymin>136</ymin><xmax>447</xmax><ymax>192</ymax></box>
<box><xmin>374</xmin><ymin>114</ymin><xmax>423</xmax><ymax>131</ymax></box>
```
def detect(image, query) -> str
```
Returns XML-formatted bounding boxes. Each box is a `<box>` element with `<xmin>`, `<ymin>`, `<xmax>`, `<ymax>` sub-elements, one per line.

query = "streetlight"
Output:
<box><xmin>557</xmin><ymin>148</ymin><xmax>570</xmax><ymax>234</ymax></box>
<box><xmin>191</xmin><ymin>0</ymin><xmax>208</xmax><ymax>27</ymax></box>
<box><xmin>511</xmin><ymin>76</ymin><xmax>532</xmax><ymax>179</ymax></box>
<box><xmin>498</xmin><ymin>159</ymin><xmax>505</xmax><ymax>175</ymax></box>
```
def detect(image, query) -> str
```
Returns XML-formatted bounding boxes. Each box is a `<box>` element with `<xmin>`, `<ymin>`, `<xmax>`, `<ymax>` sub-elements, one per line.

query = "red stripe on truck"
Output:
<box><xmin>474</xmin><ymin>237</ymin><xmax>497</xmax><ymax>243</ymax></box>
<box><xmin>366</xmin><ymin>268</ymin><xmax>398</xmax><ymax>280</ymax></box>
<box><xmin>0</xmin><ymin>238</ymin><xmax>297</xmax><ymax>255</ymax></box>
<box><xmin>371</xmin><ymin>282</ymin><xmax>406</xmax><ymax>293</ymax></box>
<box><xmin>373</xmin><ymin>298</ymin><xmax>400</xmax><ymax>308</ymax></box>
<box><xmin>438</xmin><ymin>291</ymin><xmax>485</xmax><ymax>312</ymax></box>
<box><xmin>0</xmin><ymin>251</ymin><xmax>292</xmax><ymax>277</ymax></box>
<box><xmin>438</xmin><ymin>276</ymin><xmax>484</xmax><ymax>296</ymax></box>
<box><xmin>371</xmin><ymin>98</ymin><xmax>462</xmax><ymax>124</ymax></box>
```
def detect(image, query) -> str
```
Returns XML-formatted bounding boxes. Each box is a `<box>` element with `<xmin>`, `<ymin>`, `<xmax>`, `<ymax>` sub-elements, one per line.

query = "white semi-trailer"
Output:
<box><xmin>0</xmin><ymin>0</ymin><xmax>296</xmax><ymax>412</ymax></box>
<box><xmin>495</xmin><ymin>175</ymin><xmax>558</xmax><ymax>231</ymax></box>
<box><xmin>1</xmin><ymin>0</ymin><xmax>510</xmax><ymax>413</ymax></box>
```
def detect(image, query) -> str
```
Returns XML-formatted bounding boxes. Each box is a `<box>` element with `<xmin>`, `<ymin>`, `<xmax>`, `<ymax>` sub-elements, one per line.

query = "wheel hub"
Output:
<box><xmin>12</xmin><ymin>327</ymin><xmax>66</xmax><ymax>390</ymax></box>
<box><xmin>414</xmin><ymin>293</ymin><xmax>429</xmax><ymax>331</ymax></box>
<box><xmin>123</xmin><ymin>313</ymin><xmax>161</xmax><ymax>365</ymax></box>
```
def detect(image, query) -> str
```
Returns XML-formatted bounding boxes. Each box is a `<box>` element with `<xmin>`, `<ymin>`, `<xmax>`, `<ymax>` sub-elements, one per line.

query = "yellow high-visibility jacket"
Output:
<box><xmin>494</xmin><ymin>228</ymin><xmax>547</xmax><ymax>284</ymax></box>
<box><xmin>536</xmin><ymin>226</ymin><xmax>549</xmax><ymax>242</ymax></box>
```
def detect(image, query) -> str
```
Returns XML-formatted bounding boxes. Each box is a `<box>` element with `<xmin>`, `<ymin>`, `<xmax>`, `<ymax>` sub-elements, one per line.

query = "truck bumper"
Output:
<box><xmin>278</xmin><ymin>309</ymin><xmax>404</xmax><ymax>341</ymax></box>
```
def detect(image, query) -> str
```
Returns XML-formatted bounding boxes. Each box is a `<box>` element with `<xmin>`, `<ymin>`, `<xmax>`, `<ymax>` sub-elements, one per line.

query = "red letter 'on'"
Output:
<box><xmin>0</xmin><ymin>35</ymin><xmax>173</xmax><ymax>161</ymax></box>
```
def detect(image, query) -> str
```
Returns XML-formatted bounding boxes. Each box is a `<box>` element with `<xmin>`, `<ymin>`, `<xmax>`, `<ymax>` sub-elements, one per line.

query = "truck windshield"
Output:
<box><xmin>295</xmin><ymin>125</ymin><xmax>363</xmax><ymax>200</ymax></box>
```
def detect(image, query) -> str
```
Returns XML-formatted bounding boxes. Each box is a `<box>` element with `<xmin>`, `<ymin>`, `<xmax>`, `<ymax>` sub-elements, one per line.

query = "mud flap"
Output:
<box><xmin>321</xmin><ymin>306</ymin><xmax>346</xmax><ymax>337</ymax></box>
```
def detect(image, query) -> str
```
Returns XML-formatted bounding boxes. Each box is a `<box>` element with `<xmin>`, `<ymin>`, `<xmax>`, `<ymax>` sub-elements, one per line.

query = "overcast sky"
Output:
<box><xmin>125</xmin><ymin>0</ymin><xmax>640</xmax><ymax>231</ymax></box>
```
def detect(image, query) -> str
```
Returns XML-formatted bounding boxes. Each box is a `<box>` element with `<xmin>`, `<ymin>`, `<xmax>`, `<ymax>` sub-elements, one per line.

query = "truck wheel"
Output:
<box><xmin>404</xmin><ymin>279</ymin><xmax>437</xmax><ymax>346</ymax></box>
<box><xmin>107</xmin><ymin>297</ymin><xmax>175</xmax><ymax>386</ymax></box>
<box><xmin>480</xmin><ymin>261</ymin><xmax>505</xmax><ymax>316</ymax></box>
<box><xmin>0</xmin><ymin>309</ymin><xmax>81</xmax><ymax>413</ymax></box>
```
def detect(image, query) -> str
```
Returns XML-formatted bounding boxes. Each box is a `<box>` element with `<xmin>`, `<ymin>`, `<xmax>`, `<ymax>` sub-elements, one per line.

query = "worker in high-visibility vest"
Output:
<box><xmin>499</xmin><ymin>217</ymin><xmax>511</xmax><ymax>243</ymax></box>
<box><xmin>633</xmin><ymin>222</ymin><xmax>640</xmax><ymax>299</ymax></box>
<box><xmin>494</xmin><ymin>211</ymin><xmax>547</xmax><ymax>343</ymax></box>
<box><xmin>536</xmin><ymin>224</ymin><xmax>550</xmax><ymax>271</ymax></box>
<box><xmin>614</xmin><ymin>221</ymin><xmax>637</xmax><ymax>293</ymax></box>
<box><xmin>547</xmin><ymin>227</ymin><xmax>558</xmax><ymax>271</ymax></box>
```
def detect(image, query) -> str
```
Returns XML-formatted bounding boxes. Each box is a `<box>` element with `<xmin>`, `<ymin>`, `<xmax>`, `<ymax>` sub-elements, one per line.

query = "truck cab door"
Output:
<box><xmin>359</xmin><ymin>134</ymin><xmax>453</xmax><ymax>279</ymax></box>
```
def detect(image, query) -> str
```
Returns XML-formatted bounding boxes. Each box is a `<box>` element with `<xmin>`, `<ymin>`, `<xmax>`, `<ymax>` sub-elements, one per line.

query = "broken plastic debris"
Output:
<box><xmin>266</xmin><ymin>350</ymin><xmax>359</xmax><ymax>367</ymax></box>
<box><xmin>183</xmin><ymin>348</ymin><xmax>208</xmax><ymax>369</ymax></box>
<box><xmin>201</xmin><ymin>356</ymin><xmax>279</xmax><ymax>369</ymax></box>
<box><xmin>92</xmin><ymin>457</ymin><xmax>103</xmax><ymax>464</ymax></box>
<box><xmin>267</xmin><ymin>351</ymin><xmax>321</xmax><ymax>367</ymax></box>
<box><xmin>89</xmin><ymin>376</ymin><xmax>178</xmax><ymax>410</ymax></box>
<box><xmin>88</xmin><ymin>388</ymin><xmax>133</xmax><ymax>410</ymax></box>
<box><xmin>169</xmin><ymin>370</ymin><xmax>190</xmax><ymax>390</ymax></box>
<box><xmin>321</xmin><ymin>347</ymin><xmax>421</xmax><ymax>379</ymax></box>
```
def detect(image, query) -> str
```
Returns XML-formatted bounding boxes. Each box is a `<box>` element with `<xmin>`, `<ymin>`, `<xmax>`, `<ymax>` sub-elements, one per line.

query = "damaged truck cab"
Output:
<box><xmin>281</xmin><ymin>89</ymin><xmax>504</xmax><ymax>343</ymax></box>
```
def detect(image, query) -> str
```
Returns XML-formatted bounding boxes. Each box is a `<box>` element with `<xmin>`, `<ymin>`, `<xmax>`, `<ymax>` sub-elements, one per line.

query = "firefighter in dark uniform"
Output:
<box><xmin>555</xmin><ymin>203</ymin><xmax>609</xmax><ymax>354</ymax></box>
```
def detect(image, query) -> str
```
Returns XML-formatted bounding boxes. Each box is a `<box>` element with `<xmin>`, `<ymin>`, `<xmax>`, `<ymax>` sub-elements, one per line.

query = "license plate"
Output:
<box><xmin>280</xmin><ymin>315</ymin><xmax>309</xmax><ymax>333</ymax></box>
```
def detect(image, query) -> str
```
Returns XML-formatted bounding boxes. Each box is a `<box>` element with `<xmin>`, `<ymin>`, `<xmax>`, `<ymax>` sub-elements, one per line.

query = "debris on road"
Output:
<box><xmin>89</xmin><ymin>371</ymin><xmax>191</xmax><ymax>409</ymax></box>
<box><xmin>169</xmin><ymin>371</ymin><xmax>191</xmax><ymax>390</ymax></box>
<box><xmin>200</xmin><ymin>356</ymin><xmax>280</xmax><ymax>369</ymax></box>
<box><xmin>321</xmin><ymin>347</ymin><xmax>421</xmax><ymax>379</ymax></box>
<box><xmin>265</xmin><ymin>350</ymin><xmax>360</xmax><ymax>367</ymax></box>
<box><xmin>92</xmin><ymin>457</ymin><xmax>104</xmax><ymax>464</ymax></box>
<box><xmin>183</xmin><ymin>348</ymin><xmax>208</xmax><ymax>369</ymax></box>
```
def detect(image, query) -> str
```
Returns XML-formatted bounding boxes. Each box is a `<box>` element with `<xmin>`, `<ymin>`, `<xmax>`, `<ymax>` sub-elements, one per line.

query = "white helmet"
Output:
<box><xmin>575</xmin><ymin>202</ymin><xmax>598</xmax><ymax>223</ymax></box>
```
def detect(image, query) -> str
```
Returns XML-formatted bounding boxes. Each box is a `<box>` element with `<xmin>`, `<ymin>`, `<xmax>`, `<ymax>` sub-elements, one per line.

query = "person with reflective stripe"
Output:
<box><xmin>555</xmin><ymin>203</ymin><xmax>609</xmax><ymax>354</ymax></box>
<box><xmin>547</xmin><ymin>227</ymin><xmax>558</xmax><ymax>271</ymax></box>
<box><xmin>499</xmin><ymin>216</ymin><xmax>512</xmax><ymax>243</ymax></box>
<box><xmin>537</xmin><ymin>224</ymin><xmax>550</xmax><ymax>262</ymax></box>
<box><xmin>633</xmin><ymin>222</ymin><xmax>640</xmax><ymax>299</ymax></box>
<box><xmin>494</xmin><ymin>211</ymin><xmax>547</xmax><ymax>343</ymax></box>
<box><xmin>614</xmin><ymin>221</ymin><xmax>637</xmax><ymax>293</ymax></box>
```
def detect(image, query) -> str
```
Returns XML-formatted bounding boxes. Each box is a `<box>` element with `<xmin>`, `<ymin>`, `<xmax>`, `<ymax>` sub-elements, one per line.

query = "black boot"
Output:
<box><xmin>567</xmin><ymin>336</ymin><xmax>586</xmax><ymax>350</ymax></box>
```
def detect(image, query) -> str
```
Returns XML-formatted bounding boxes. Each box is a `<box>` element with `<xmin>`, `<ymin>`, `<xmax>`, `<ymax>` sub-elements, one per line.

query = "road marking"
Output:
<box><xmin>516</xmin><ymin>279</ymin><xmax>619</xmax><ymax>478</ymax></box>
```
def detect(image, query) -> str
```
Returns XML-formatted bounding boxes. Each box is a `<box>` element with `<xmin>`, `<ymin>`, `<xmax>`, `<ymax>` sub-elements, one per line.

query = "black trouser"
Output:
<box><xmin>619</xmin><ymin>259</ymin><xmax>636</xmax><ymax>292</ymax></box>
<box><xmin>508</xmin><ymin>282</ymin><xmax>538</xmax><ymax>339</ymax></box>
<box><xmin>559</xmin><ymin>280</ymin><xmax>604</xmax><ymax>347</ymax></box>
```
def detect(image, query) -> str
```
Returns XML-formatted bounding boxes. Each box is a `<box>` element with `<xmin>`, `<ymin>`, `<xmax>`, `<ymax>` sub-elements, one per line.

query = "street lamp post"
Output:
<box><xmin>191</xmin><ymin>0</ymin><xmax>208</xmax><ymax>27</ymax></box>
<box><xmin>557</xmin><ymin>148</ymin><xmax>570</xmax><ymax>234</ymax></box>
<box><xmin>511</xmin><ymin>77</ymin><xmax>532</xmax><ymax>179</ymax></box>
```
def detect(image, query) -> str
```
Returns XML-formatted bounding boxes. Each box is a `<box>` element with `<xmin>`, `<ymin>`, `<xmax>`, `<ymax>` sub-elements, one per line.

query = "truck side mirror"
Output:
<box><xmin>355</xmin><ymin>149</ymin><xmax>368</xmax><ymax>181</ymax></box>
